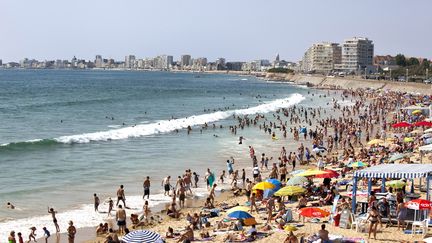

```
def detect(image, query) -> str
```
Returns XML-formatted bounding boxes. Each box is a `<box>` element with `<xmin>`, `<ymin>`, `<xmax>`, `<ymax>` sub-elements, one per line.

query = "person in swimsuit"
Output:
<box><xmin>116</xmin><ymin>185</ymin><xmax>126</xmax><ymax>207</ymax></box>
<box><xmin>116</xmin><ymin>205</ymin><xmax>127</xmax><ymax>234</ymax></box>
<box><xmin>367</xmin><ymin>205</ymin><xmax>381</xmax><ymax>240</ymax></box>
<box><xmin>107</xmin><ymin>197</ymin><xmax>114</xmax><ymax>216</ymax></box>
<box><xmin>28</xmin><ymin>227</ymin><xmax>36</xmax><ymax>243</ymax></box>
<box><xmin>162</xmin><ymin>176</ymin><xmax>171</xmax><ymax>196</ymax></box>
<box><xmin>48</xmin><ymin>207</ymin><xmax>60</xmax><ymax>232</ymax></box>
<box><xmin>42</xmin><ymin>227</ymin><xmax>50</xmax><ymax>243</ymax></box>
<box><xmin>143</xmin><ymin>176</ymin><xmax>151</xmax><ymax>199</ymax></box>
<box><xmin>94</xmin><ymin>193</ymin><xmax>100</xmax><ymax>212</ymax></box>
<box><xmin>284</xmin><ymin>230</ymin><xmax>298</xmax><ymax>243</ymax></box>
<box><xmin>396</xmin><ymin>198</ymin><xmax>407</xmax><ymax>231</ymax></box>
<box><xmin>67</xmin><ymin>221</ymin><xmax>76</xmax><ymax>243</ymax></box>
<box><xmin>8</xmin><ymin>231</ymin><xmax>16</xmax><ymax>243</ymax></box>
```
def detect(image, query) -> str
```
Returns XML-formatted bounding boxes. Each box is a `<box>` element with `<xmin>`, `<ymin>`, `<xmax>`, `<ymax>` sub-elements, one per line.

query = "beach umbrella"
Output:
<box><xmin>425</xmin><ymin>128</ymin><xmax>432</xmax><ymax>133</ymax></box>
<box><xmin>389</xmin><ymin>153</ymin><xmax>405</xmax><ymax>162</ymax></box>
<box><xmin>348</xmin><ymin>161</ymin><xmax>368</xmax><ymax>168</ymax></box>
<box><xmin>405</xmin><ymin>199</ymin><xmax>432</xmax><ymax>210</ymax></box>
<box><xmin>405</xmin><ymin>199</ymin><xmax>432</xmax><ymax>221</ymax></box>
<box><xmin>312</xmin><ymin>147</ymin><xmax>327</xmax><ymax>153</ymax></box>
<box><xmin>410</xmin><ymin>129</ymin><xmax>423</xmax><ymax>135</ymax></box>
<box><xmin>386</xmin><ymin>137</ymin><xmax>397</xmax><ymax>143</ymax></box>
<box><xmin>387</xmin><ymin>180</ymin><xmax>406</xmax><ymax>189</ymax></box>
<box><xmin>421</xmin><ymin>133</ymin><xmax>432</xmax><ymax>139</ymax></box>
<box><xmin>298</xmin><ymin>207</ymin><xmax>330</xmax><ymax>218</ymax></box>
<box><xmin>392</xmin><ymin>122</ymin><xmax>412</xmax><ymax>128</ymax></box>
<box><xmin>274</xmin><ymin>186</ymin><xmax>306</xmax><ymax>196</ymax></box>
<box><xmin>266</xmin><ymin>178</ymin><xmax>282</xmax><ymax>188</ymax></box>
<box><xmin>226</xmin><ymin>206</ymin><xmax>250</xmax><ymax>214</ymax></box>
<box><xmin>315</xmin><ymin>169</ymin><xmax>340</xmax><ymax>178</ymax></box>
<box><xmin>284</xmin><ymin>225</ymin><xmax>298</xmax><ymax>232</ymax></box>
<box><xmin>367</xmin><ymin>139</ymin><xmax>385</xmax><ymax>146</ymax></box>
<box><xmin>122</xmin><ymin>230</ymin><xmax>163</xmax><ymax>243</ymax></box>
<box><xmin>414</xmin><ymin>121</ymin><xmax>432</xmax><ymax>127</ymax></box>
<box><xmin>227</xmin><ymin>210</ymin><xmax>254</xmax><ymax>219</ymax></box>
<box><xmin>290</xmin><ymin>169</ymin><xmax>305</xmax><ymax>175</ymax></box>
<box><xmin>403</xmin><ymin>137</ymin><xmax>414</xmax><ymax>143</ymax></box>
<box><xmin>252</xmin><ymin>181</ymin><xmax>275</xmax><ymax>191</ymax></box>
<box><xmin>412</xmin><ymin>110</ymin><xmax>423</xmax><ymax>115</ymax></box>
<box><xmin>296</xmin><ymin>169</ymin><xmax>327</xmax><ymax>177</ymax></box>
<box><xmin>286</xmin><ymin>176</ymin><xmax>308</xmax><ymax>186</ymax></box>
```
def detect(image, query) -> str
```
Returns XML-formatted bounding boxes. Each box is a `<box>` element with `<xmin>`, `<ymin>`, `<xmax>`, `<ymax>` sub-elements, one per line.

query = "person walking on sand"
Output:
<box><xmin>94</xmin><ymin>193</ymin><xmax>100</xmax><ymax>212</ymax></box>
<box><xmin>28</xmin><ymin>227</ymin><xmax>36</xmax><ymax>243</ymax></box>
<box><xmin>48</xmin><ymin>207</ymin><xmax>60</xmax><ymax>232</ymax></box>
<box><xmin>162</xmin><ymin>176</ymin><xmax>171</xmax><ymax>196</ymax></box>
<box><xmin>209</xmin><ymin>184</ymin><xmax>217</xmax><ymax>204</ymax></box>
<box><xmin>116</xmin><ymin>205</ymin><xmax>127</xmax><ymax>234</ymax></box>
<box><xmin>67</xmin><ymin>221</ymin><xmax>76</xmax><ymax>243</ymax></box>
<box><xmin>116</xmin><ymin>185</ymin><xmax>126</xmax><ymax>207</ymax></box>
<box><xmin>143</xmin><ymin>176</ymin><xmax>151</xmax><ymax>199</ymax></box>
<box><xmin>250</xmin><ymin>192</ymin><xmax>258</xmax><ymax>213</ymax></box>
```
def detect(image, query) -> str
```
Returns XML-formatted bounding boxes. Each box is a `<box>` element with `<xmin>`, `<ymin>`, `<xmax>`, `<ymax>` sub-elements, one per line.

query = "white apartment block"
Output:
<box><xmin>301</xmin><ymin>42</ymin><xmax>341</xmax><ymax>73</ymax></box>
<box><xmin>341</xmin><ymin>37</ymin><xmax>374</xmax><ymax>72</ymax></box>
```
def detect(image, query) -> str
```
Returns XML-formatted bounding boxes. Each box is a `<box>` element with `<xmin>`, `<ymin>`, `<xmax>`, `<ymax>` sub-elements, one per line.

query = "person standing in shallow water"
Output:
<box><xmin>94</xmin><ymin>193</ymin><xmax>100</xmax><ymax>212</ymax></box>
<box><xmin>143</xmin><ymin>176</ymin><xmax>151</xmax><ymax>199</ymax></box>
<box><xmin>116</xmin><ymin>185</ymin><xmax>126</xmax><ymax>207</ymax></box>
<box><xmin>48</xmin><ymin>207</ymin><xmax>60</xmax><ymax>232</ymax></box>
<box><xmin>67</xmin><ymin>221</ymin><xmax>76</xmax><ymax>243</ymax></box>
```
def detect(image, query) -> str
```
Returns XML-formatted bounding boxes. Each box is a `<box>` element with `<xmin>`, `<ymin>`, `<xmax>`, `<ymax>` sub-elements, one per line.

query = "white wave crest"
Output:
<box><xmin>54</xmin><ymin>93</ymin><xmax>305</xmax><ymax>144</ymax></box>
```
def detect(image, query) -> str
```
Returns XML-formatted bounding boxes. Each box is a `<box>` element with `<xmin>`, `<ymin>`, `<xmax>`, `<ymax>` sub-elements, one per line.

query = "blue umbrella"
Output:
<box><xmin>122</xmin><ymin>230</ymin><xmax>163</xmax><ymax>243</ymax></box>
<box><xmin>266</xmin><ymin>178</ymin><xmax>282</xmax><ymax>188</ymax></box>
<box><xmin>227</xmin><ymin>210</ymin><xmax>254</xmax><ymax>219</ymax></box>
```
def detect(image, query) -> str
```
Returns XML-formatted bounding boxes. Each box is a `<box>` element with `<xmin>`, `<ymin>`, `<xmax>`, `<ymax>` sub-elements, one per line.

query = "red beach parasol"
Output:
<box><xmin>298</xmin><ymin>207</ymin><xmax>330</xmax><ymax>218</ymax></box>
<box><xmin>392</xmin><ymin>122</ymin><xmax>412</xmax><ymax>128</ymax></box>
<box><xmin>405</xmin><ymin>199</ymin><xmax>432</xmax><ymax>210</ymax></box>
<box><xmin>413</xmin><ymin>121</ymin><xmax>432</xmax><ymax>127</ymax></box>
<box><xmin>314</xmin><ymin>169</ymin><xmax>340</xmax><ymax>178</ymax></box>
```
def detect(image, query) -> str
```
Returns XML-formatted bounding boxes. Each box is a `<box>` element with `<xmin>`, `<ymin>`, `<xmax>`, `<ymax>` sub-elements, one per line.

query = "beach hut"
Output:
<box><xmin>352</xmin><ymin>164</ymin><xmax>432</xmax><ymax>214</ymax></box>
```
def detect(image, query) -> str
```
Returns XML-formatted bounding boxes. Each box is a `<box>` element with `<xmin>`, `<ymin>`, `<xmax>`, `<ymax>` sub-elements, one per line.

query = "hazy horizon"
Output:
<box><xmin>1</xmin><ymin>0</ymin><xmax>431</xmax><ymax>62</ymax></box>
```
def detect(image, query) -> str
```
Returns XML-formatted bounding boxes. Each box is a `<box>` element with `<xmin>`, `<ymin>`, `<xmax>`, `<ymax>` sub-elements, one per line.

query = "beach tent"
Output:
<box><xmin>352</xmin><ymin>164</ymin><xmax>432</xmax><ymax>214</ymax></box>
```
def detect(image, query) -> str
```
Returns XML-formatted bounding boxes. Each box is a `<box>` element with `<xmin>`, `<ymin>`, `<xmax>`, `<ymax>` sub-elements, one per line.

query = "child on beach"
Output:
<box><xmin>42</xmin><ymin>227</ymin><xmax>50</xmax><ymax>243</ymax></box>
<box><xmin>28</xmin><ymin>227</ymin><xmax>36</xmax><ymax>242</ymax></box>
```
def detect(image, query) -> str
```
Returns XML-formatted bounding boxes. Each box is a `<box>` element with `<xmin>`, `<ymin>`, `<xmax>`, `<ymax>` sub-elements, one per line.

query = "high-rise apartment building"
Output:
<box><xmin>95</xmin><ymin>55</ymin><xmax>103</xmax><ymax>68</ymax></box>
<box><xmin>180</xmin><ymin>55</ymin><xmax>191</xmax><ymax>67</ymax></box>
<box><xmin>125</xmin><ymin>55</ymin><xmax>136</xmax><ymax>69</ymax></box>
<box><xmin>301</xmin><ymin>42</ymin><xmax>341</xmax><ymax>73</ymax></box>
<box><xmin>341</xmin><ymin>37</ymin><xmax>374</xmax><ymax>72</ymax></box>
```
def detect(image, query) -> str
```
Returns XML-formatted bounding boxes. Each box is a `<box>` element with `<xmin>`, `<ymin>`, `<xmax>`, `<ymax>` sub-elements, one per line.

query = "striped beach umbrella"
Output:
<box><xmin>226</xmin><ymin>206</ymin><xmax>250</xmax><ymax>214</ymax></box>
<box><xmin>122</xmin><ymin>230</ymin><xmax>163</xmax><ymax>243</ymax></box>
<box><xmin>274</xmin><ymin>186</ymin><xmax>306</xmax><ymax>196</ymax></box>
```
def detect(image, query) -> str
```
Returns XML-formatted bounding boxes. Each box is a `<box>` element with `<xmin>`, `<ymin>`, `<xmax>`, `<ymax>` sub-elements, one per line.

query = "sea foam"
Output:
<box><xmin>54</xmin><ymin>93</ymin><xmax>305</xmax><ymax>144</ymax></box>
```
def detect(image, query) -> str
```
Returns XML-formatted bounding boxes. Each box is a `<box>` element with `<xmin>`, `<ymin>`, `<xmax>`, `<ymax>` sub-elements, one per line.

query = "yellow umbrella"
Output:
<box><xmin>284</xmin><ymin>225</ymin><xmax>298</xmax><ymax>232</ymax></box>
<box><xmin>296</xmin><ymin>169</ymin><xmax>327</xmax><ymax>177</ymax></box>
<box><xmin>413</xmin><ymin>110</ymin><xmax>422</xmax><ymax>115</ymax></box>
<box><xmin>226</xmin><ymin>206</ymin><xmax>250</xmax><ymax>214</ymax></box>
<box><xmin>367</xmin><ymin>139</ymin><xmax>384</xmax><ymax>146</ymax></box>
<box><xmin>252</xmin><ymin>181</ymin><xmax>275</xmax><ymax>191</ymax></box>
<box><xmin>386</xmin><ymin>137</ymin><xmax>397</xmax><ymax>142</ymax></box>
<box><xmin>403</xmin><ymin>137</ymin><xmax>414</xmax><ymax>143</ymax></box>
<box><xmin>274</xmin><ymin>186</ymin><xmax>306</xmax><ymax>196</ymax></box>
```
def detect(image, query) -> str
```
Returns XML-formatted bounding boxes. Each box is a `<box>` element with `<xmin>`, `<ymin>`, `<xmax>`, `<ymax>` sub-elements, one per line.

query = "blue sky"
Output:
<box><xmin>0</xmin><ymin>0</ymin><xmax>430</xmax><ymax>62</ymax></box>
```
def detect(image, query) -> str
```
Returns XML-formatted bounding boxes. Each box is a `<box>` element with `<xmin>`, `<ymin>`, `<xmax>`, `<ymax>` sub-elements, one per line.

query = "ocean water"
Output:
<box><xmin>0</xmin><ymin>70</ymin><xmax>326</xmax><ymax>239</ymax></box>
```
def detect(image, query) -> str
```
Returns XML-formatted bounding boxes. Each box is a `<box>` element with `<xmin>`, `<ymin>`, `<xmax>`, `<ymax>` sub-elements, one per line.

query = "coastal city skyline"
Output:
<box><xmin>1</xmin><ymin>0</ymin><xmax>431</xmax><ymax>62</ymax></box>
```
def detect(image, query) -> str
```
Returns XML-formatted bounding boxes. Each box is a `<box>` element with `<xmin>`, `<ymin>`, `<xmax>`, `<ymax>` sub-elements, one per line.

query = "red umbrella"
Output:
<box><xmin>298</xmin><ymin>207</ymin><xmax>330</xmax><ymax>218</ymax></box>
<box><xmin>405</xmin><ymin>199</ymin><xmax>432</xmax><ymax>210</ymax></box>
<box><xmin>315</xmin><ymin>169</ymin><xmax>340</xmax><ymax>178</ymax></box>
<box><xmin>413</xmin><ymin>121</ymin><xmax>432</xmax><ymax>127</ymax></box>
<box><xmin>392</xmin><ymin>122</ymin><xmax>412</xmax><ymax>128</ymax></box>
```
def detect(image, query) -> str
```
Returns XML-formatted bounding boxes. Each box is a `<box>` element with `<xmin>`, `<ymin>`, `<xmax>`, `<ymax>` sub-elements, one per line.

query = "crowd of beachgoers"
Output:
<box><xmin>7</xmin><ymin>87</ymin><xmax>432</xmax><ymax>243</ymax></box>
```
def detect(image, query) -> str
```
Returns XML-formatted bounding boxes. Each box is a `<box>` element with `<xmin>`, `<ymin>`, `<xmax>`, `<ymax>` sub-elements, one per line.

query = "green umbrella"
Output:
<box><xmin>389</xmin><ymin>153</ymin><xmax>405</xmax><ymax>162</ymax></box>
<box><xmin>286</xmin><ymin>176</ymin><xmax>308</xmax><ymax>186</ymax></box>
<box><xmin>387</xmin><ymin>180</ymin><xmax>406</xmax><ymax>189</ymax></box>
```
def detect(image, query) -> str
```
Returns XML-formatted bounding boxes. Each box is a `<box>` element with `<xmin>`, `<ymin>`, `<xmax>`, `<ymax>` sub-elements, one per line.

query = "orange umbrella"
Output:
<box><xmin>298</xmin><ymin>207</ymin><xmax>330</xmax><ymax>218</ymax></box>
<box><xmin>315</xmin><ymin>169</ymin><xmax>339</xmax><ymax>178</ymax></box>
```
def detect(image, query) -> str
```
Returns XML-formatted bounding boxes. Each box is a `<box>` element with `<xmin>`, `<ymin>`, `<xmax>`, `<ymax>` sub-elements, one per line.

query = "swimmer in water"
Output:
<box><xmin>6</xmin><ymin>202</ymin><xmax>15</xmax><ymax>209</ymax></box>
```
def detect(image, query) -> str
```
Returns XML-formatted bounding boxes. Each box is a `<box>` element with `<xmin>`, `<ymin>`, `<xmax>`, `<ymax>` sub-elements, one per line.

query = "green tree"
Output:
<box><xmin>395</xmin><ymin>54</ymin><xmax>406</xmax><ymax>66</ymax></box>
<box><xmin>407</xmin><ymin>57</ymin><xmax>420</xmax><ymax>66</ymax></box>
<box><xmin>421</xmin><ymin>59</ymin><xmax>430</xmax><ymax>69</ymax></box>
